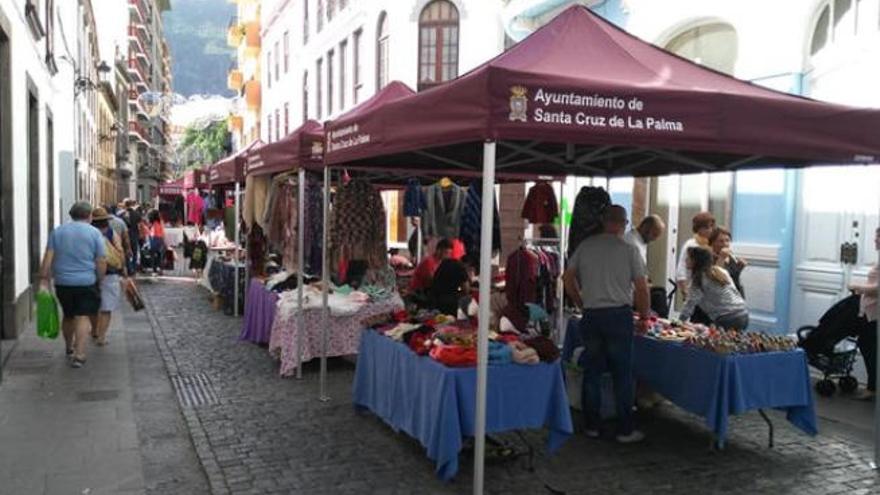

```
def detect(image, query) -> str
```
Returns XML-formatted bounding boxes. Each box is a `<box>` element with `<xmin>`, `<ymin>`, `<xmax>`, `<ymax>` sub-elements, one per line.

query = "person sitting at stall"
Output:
<box><xmin>388</xmin><ymin>248</ymin><xmax>413</xmax><ymax>270</ymax></box>
<box><xmin>429</xmin><ymin>255</ymin><xmax>472</xmax><ymax>317</ymax></box>
<box><xmin>410</xmin><ymin>238</ymin><xmax>453</xmax><ymax>291</ymax></box>
<box><xmin>709</xmin><ymin>226</ymin><xmax>747</xmax><ymax>297</ymax></box>
<box><xmin>679</xmin><ymin>246</ymin><xmax>749</xmax><ymax>330</ymax></box>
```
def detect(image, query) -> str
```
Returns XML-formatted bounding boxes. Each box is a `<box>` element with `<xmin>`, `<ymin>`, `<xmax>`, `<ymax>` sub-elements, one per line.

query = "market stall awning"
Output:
<box><xmin>246</xmin><ymin>120</ymin><xmax>324</xmax><ymax>177</ymax></box>
<box><xmin>183</xmin><ymin>168</ymin><xmax>207</xmax><ymax>189</ymax></box>
<box><xmin>158</xmin><ymin>178</ymin><xmax>184</xmax><ymax>196</ymax></box>
<box><xmin>325</xmin><ymin>6</ymin><xmax>880</xmax><ymax>176</ymax></box>
<box><xmin>208</xmin><ymin>139</ymin><xmax>264</xmax><ymax>186</ymax></box>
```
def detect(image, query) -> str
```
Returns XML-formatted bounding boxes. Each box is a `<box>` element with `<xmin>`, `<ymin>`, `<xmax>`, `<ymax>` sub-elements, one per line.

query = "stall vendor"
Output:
<box><xmin>410</xmin><ymin>238</ymin><xmax>453</xmax><ymax>291</ymax></box>
<box><xmin>679</xmin><ymin>246</ymin><xmax>749</xmax><ymax>330</ymax></box>
<box><xmin>429</xmin><ymin>255</ymin><xmax>471</xmax><ymax>317</ymax></box>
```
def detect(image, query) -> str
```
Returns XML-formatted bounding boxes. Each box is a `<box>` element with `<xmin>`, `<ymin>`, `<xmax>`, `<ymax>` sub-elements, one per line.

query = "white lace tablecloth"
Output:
<box><xmin>268</xmin><ymin>295</ymin><xmax>404</xmax><ymax>377</ymax></box>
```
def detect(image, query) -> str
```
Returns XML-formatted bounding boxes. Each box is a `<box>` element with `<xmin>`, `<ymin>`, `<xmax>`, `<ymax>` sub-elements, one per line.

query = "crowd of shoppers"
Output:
<box><xmin>38</xmin><ymin>198</ymin><xmax>167</xmax><ymax>368</ymax></box>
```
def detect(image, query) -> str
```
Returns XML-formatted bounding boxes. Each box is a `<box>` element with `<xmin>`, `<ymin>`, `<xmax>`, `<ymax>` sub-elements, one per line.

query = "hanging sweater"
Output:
<box><xmin>331</xmin><ymin>179</ymin><xmax>387</xmax><ymax>269</ymax></box>
<box><xmin>422</xmin><ymin>183</ymin><xmax>465</xmax><ymax>240</ymax></box>
<box><xmin>459</xmin><ymin>181</ymin><xmax>501</xmax><ymax>267</ymax></box>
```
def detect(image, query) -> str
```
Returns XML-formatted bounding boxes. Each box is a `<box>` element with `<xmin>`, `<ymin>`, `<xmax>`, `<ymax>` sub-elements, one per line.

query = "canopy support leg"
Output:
<box><xmin>556</xmin><ymin>178</ymin><xmax>566</xmax><ymax>344</ymax></box>
<box><xmin>296</xmin><ymin>169</ymin><xmax>306</xmax><ymax>380</ymax></box>
<box><xmin>875</xmin><ymin>223</ymin><xmax>880</xmax><ymax>469</ymax></box>
<box><xmin>319</xmin><ymin>167</ymin><xmax>331</xmax><ymax>402</ymax></box>
<box><xmin>473</xmin><ymin>141</ymin><xmax>496</xmax><ymax>495</ymax></box>
<box><xmin>234</xmin><ymin>182</ymin><xmax>241</xmax><ymax>317</ymax></box>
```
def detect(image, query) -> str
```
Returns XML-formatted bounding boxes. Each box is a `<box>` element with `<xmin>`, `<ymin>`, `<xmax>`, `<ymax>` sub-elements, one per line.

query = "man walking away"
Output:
<box><xmin>563</xmin><ymin>205</ymin><xmax>651</xmax><ymax>443</ymax></box>
<box><xmin>38</xmin><ymin>201</ymin><xmax>107</xmax><ymax>368</ymax></box>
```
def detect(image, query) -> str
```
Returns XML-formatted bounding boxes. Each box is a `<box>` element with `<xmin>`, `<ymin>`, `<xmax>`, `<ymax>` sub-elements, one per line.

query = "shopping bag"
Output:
<box><xmin>123</xmin><ymin>278</ymin><xmax>145</xmax><ymax>311</ymax></box>
<box><xmin>35</xmin><ymin>290</ymin><xmax>60</xmax><ymax>340</ymax></box>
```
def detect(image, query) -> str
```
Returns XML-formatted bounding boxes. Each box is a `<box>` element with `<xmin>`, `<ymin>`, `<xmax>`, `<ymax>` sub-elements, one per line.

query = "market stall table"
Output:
<box><xmin>239</xmin><ymin>278</ymin><xmax>278</xmax><ymax>344</ymax></box>
<box><xmin>199</xmin><ymin>247</ymin><xmax>236</xmax><ymax>291</ymax></box>
<box><xmin>207</xmin><ymin>259</ymin><xmax>246</xmax><ymax>315</ymax></box>
<box><xmin>562</xmin><ymin>319</ymin><xmax>818</xmax><ymax>447</ymax></box>
<box><xmin>268</xmin><ymin>295</ymin><xmax>404</xmax><ymax>377</ymax></box>
<box><xmin>353</xmin><ymin>329</ymin><xmax>573</xmax><ymax>481</ymax></box>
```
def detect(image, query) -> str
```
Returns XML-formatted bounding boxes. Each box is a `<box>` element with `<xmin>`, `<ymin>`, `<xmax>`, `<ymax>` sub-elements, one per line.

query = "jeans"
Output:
<box><xmin>715</xmin><ymin>311</ymin><xmax>749</xmax><ymax>331</ymax></box>
<box><xmin>580</xmin><ymin>306</ymin><xmax>635</xmax><ymax>435</ymax></box>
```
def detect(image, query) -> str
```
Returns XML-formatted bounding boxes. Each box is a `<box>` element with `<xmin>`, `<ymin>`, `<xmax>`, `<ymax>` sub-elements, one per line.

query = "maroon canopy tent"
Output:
<box><xmin>325</xmin><ymin>6</ymin><xmax>880</xmax><ymax>176</ymax></box>
<box><xmin>183</xmin><ymin>168</ymin><xmax>206</xmax><ymax>190</ymax></box>
<box><xmin>208</xmin><ymin>140</ymin><xmax>263</xmax><ymax>186</ymax></box>
<box><xmin>321</xmin><ymin>6</ymin><xmax>880</xmax><ymax>493</ymax></box>
<box><xmin>158</xmin><ymin>178</ymin><xmax>184</xmax><ymax>197</ymax></box>
<box><xmin>246</xmin><ymin>120</ymin><xmax>324</xmax><ymax>177</ymax></box>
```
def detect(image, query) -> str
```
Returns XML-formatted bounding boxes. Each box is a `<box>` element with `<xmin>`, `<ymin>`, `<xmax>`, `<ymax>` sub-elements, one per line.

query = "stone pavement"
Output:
<box><xmin>136</xmin><ymin>279</ymin><xmax>880</xmax><ymax>494</ymax></box>
<box><xmin>0</xmin><ymin>287</ymin><xmax>209</xmax><ymax>495</ymax></box>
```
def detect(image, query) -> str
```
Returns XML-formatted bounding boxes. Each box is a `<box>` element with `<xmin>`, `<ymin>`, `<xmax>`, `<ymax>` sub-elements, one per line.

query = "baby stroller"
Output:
<box><xmin>796</xmin><ymin>294</ymin><xmax>861</xmax><ymax>397</ymax></box>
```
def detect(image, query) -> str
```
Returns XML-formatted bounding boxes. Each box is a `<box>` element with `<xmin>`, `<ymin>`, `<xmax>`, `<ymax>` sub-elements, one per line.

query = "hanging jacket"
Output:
<box><xmin>567</xmin><ymin>186</ymin><xmax>610</xmax><ymax>258</ymax></box>
<box><xmin>403</xmin><ymin>178</ymin><xmax>427</xmax><ymax>217</ymax></box>
<box><xmin>422</xmin><ymin>183</ymin><xmax>465</xmax><ymax>239</ymax></box>
<box><xmin>503</xmin><ymin>247</ymin><xmax>540</xmax><ymax>332</ymax></box>
<box><xmin>521</xmin><ymin>182</ymin><xmax>559</xmax><ymax>224</ymax></box>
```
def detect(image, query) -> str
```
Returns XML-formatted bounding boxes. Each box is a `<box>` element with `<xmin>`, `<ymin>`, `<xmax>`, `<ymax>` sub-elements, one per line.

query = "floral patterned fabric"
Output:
<box><xmin>268</xmin><ymin>294</ymin><xmax>404</xmax><ymax>377</ymax></box>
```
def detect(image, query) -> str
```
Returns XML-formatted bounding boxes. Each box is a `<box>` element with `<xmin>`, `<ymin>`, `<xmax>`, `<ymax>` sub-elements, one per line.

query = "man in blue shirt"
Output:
<box><xmin>38</xmin><ymin>201</ymin><xmax>107</xmax><ymax>368</ymax></box>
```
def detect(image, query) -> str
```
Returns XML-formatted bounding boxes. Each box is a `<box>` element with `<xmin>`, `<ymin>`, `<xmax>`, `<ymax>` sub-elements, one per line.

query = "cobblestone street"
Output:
<box><xmin>135</xmin><ymin>279</ymin><xmax>880</xmax><ymax>494</ymax></box>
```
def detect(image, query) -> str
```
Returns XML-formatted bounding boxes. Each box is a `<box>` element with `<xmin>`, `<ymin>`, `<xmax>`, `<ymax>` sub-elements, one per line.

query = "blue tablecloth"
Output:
<box><xmin>353</xmin><ymin>330</ymin><xmax>573</xmax><ymax>481</ymax></box>
<box><xmin>563</xmin><ymin>319</ymin><xmax>817</xmax><ymax>445</ymax></box>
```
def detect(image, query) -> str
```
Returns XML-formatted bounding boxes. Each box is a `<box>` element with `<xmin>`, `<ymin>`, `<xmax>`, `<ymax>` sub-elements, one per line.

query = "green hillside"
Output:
<box><xmin>163</xmin><ymin>0</ymin><xmax>236</xmax><ymax>97</ymax></box>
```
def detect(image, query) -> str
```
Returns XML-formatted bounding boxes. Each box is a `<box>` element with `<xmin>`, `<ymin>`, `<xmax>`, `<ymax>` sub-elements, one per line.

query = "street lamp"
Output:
<box><xmin>74</xmin><ymin>60</ymin><xmax>111</xmax><ymax>96</ymax></box>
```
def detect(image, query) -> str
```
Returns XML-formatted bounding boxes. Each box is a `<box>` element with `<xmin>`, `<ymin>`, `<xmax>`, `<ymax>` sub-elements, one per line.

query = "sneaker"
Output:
<box><xmin>615</xmin><ymin>431</ymin><xmax>645</xmax><ymax>444</ymax></box>
<box><xmin>584</xmin><ymin>429</ymin><xmax>600</xmax><ymax>439</ymax></box>
<box><xmin>70</xmin><ymin>357</ymin><xmax>86</xmax><ymax>369</ymax></box>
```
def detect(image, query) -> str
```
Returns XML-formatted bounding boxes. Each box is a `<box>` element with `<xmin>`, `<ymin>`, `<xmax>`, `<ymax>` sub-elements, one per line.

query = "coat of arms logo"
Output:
<box><xmin>509</xmin><ymin>85</ymin><xmax>528</xmax><ymax>122</ymax></box>
<box><xmin>311</xmin><ymin>141</ymin><xmax>324</xmax><ymax>158</ymax></box>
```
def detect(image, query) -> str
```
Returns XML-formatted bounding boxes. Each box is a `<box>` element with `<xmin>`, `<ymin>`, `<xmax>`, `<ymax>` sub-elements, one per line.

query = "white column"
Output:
<box><xmin>473</xmin><ymin>141</ymin><xmax>496</xmax><ymax>495</ymax></box>
<box><xmin>319</xmin><ymin>166</ymin><xmax>331</xmax><ymax>401</ymax></box>
<box><xmin>234</xmin><ymin>182</ymin><xmax>241</xmax><ymax>317</ymax></box>
<box><xmin>296</xmin><ymin>168</ymin><xmax>306</xmax><ymax>380</ymax></box>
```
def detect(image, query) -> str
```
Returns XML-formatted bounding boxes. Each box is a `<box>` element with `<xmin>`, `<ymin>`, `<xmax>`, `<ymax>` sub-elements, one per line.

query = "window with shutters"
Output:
<box><xmin>417</xmin><ymin>1</ymin><xmax>459</xmax><ymax>91</ymax></box>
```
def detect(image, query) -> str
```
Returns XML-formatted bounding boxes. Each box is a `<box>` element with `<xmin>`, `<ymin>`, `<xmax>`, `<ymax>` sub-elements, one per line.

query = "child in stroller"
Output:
<box><xmin>797</xmin><ymin>294</ymin><xmax>873</xmax><ymax>397</ymax></box>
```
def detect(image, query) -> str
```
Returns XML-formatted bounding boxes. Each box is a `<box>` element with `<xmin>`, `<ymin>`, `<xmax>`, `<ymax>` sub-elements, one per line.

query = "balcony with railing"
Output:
<box><xmin>128</xmin><ymin>0</ymin><xmax>146</xmax><ymax>23</ymax></box>
<box><xmin>129</xmin><ymin>121</ymin><xmax>149</xmax><ymax>144</ymax></box>
<box><xmin>227</xmin><ymin>16</ymin><xmax>242</xmax><ymax>47</ymax></box>
<box><xmin>128</xmin><ymin>57</ymin><xmax>150</xmax><ymax>87</ymax></box>
<box><xmin>128</xmin><ymin>25</ymin><xmax>147</xmax><ymax>56</ymax></box>
<box><xmin>243</xmin><ymin>20</ymin><xmax>261</xmax><ymax>58</ymax></box>
<box><xmin>227</xmin><ymin>63</ymin><xmax>243</xmax><ymax>91</ymax></box>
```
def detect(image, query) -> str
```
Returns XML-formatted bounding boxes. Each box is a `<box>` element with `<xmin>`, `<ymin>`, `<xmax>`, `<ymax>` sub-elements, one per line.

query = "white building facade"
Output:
<box><xmin>260</xmin><ymin>0</ymin><xmax>508</xmax><ymax>142</ymax></box>
<box><xmin>0</xmin><ymin>0</ymin><xmax>69</xmax><ymax>343</ymax></box>
<box><xmin>507</xmin><ymin>0</ymin><xmax>880</xmax><ymax>335</ymax></box>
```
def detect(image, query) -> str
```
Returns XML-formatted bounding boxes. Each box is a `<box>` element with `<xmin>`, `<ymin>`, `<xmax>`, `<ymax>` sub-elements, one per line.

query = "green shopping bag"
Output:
<box><xmin>35</xmin><ymin>290</ymin><xmax>60</xmax><ymax>340</ymax></box>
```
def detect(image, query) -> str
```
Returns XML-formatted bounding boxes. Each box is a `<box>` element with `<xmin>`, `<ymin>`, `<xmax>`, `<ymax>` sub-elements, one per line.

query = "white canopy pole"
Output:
<box><xmin>319</xmin><ymin>166</ymin><xmax>331</xmax><ymax>401</ymax></box>
<box><xmin>233</xmin><ymin>182</ymin><xmax>241</xmax><ymax>317</ymax></box>
<box><xmin>473</xmin><ymin>141</ymin><xmax>496</xmax><ymax>495</ymax></box>
<box><xmin>875</xmin><ymin>218</ymin><xmax>880</xmax><ymax>468</ymax></box>
<box><xmin>296</xmin><ymin>169</ymin><xmax>306</xmax><ymax>380</ymax></box>
<box><xmin>556</xmin><ymin>179</ymin><xmax>567</xmax><ymax>344</ymax></box>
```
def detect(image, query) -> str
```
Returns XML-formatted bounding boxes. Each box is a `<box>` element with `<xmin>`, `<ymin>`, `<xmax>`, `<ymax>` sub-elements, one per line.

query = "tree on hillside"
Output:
<box><xmin>179</xmin><ymin>120</ymin><xmax>230</xmax><ymax>169</ymax></box>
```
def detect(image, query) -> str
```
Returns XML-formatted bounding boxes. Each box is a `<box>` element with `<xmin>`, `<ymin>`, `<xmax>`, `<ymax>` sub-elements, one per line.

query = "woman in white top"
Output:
<box><xmin>675</xmin><ymin>212</ymin><xmax>716</xmax><ymax>298</ymax></box>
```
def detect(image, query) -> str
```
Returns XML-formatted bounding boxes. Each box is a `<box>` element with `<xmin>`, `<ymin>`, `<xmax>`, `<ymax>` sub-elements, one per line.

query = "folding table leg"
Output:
<box><xmin>758</xmin><ymin>409</ymin><xmax>774</xmax><ymax>448</ymax></box>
